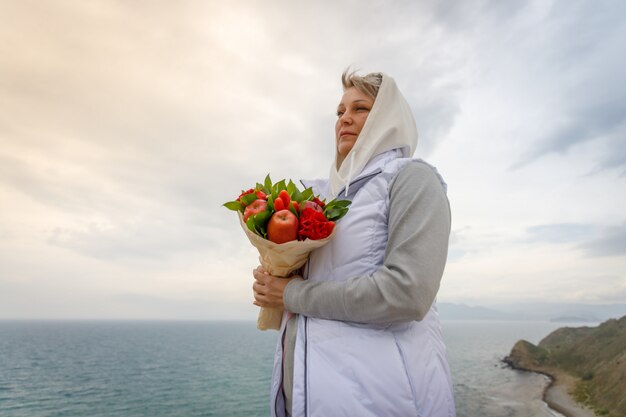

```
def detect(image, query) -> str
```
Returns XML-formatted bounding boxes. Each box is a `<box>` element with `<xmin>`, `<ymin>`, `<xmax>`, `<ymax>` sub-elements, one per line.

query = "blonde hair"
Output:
<box><xmin>341</xmin><ymin>68</ymin><xmax>383</xmax><ymax>98</ymax></box>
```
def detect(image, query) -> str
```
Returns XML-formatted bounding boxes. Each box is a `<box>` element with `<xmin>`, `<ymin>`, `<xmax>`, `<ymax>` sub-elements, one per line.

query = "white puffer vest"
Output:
<box><xmin>270</xmin><ymin>149</ymin><xmax>456</xmax><ymax>417</ymax></box>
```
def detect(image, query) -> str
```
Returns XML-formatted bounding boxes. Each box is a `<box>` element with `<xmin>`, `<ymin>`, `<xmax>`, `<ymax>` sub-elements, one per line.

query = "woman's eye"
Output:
<box><xmin>357</xmin><ymin>107</ymin><xmax>369</xmax><ymax>111</ymax></box>
<box><xmin>336</xmin><ymin>110</ymin><xmax>344</xmax><ymax>117</ymax></box>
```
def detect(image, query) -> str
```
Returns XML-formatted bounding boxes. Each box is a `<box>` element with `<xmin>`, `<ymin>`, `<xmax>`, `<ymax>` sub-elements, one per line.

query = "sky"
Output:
<box><xmin>1</xmin><ymin>0</ymin><xmax>625</xmax><ymax>320</ymax></box>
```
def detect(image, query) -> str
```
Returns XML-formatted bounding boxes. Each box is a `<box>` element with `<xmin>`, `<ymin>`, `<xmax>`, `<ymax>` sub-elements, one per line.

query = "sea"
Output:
<box><xmin>0</xmin><ymin>319</ymin><xmax>591</xmax><ymax>417</ymax></box>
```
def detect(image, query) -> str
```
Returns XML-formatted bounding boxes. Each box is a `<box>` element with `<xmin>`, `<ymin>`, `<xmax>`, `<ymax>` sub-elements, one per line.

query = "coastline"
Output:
<box><xmin>506</xmin><ymin>363</ymin><xmax>598</xmax><ymax>417</ymax></box>
<box><xmin>543</xmin><ymin>371</ymin><xmax>599</xmax><ymax>417</ymax></box>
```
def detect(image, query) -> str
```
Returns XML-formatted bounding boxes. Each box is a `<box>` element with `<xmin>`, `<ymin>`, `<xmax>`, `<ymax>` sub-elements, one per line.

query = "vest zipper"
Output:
<box><xmin>304</xmin><ymin>315</ymin><xmax>308</xmax><ymax>417</ymax></box>
<box><xmin>303</xmin><ymin>261</ymin><xmax>309</xmax><ymax>417</ymax></box>
<box><xmin>336</xmin><ymin>169</ymin><xmax>382</xmax><ymax>198</ymax></box>
<box><xmin>274</xmin><ymin>321</ymin><xmax>287</xmax><ymax>416</ymax></box>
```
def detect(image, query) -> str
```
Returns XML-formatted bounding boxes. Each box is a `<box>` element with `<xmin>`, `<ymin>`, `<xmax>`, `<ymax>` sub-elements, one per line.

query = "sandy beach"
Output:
<box><xmin>543</xmin><ymin>371</ymin><xmax>598</xmax><ymax>417</ymax></box>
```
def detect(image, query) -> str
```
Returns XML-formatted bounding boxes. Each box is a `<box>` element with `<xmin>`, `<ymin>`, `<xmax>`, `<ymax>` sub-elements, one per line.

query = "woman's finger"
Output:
<box><xmin>253</xmin><ymin>269</ymin><xmax>269</xmax><ymax>283</ymax></box>
<box><xmin>253</xmin><ymin>290</ymin><xmax>263</xmax><ymax>305</ymax></box>
<box><xmin>252</xmin><ymin>281</ymin><xmax>265</xmax><ymax>295</ymax></box>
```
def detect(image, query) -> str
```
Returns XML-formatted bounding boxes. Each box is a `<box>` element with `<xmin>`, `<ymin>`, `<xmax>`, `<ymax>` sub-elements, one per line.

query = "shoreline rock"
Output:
<box><xmin>503</xmin><ymin>342</ymin><xmax>598</xmax><ymax>417</ymax></box>
<box><xmin>503</xmin><ymin>317</ymin><xmax>626</xmax><ymax>417</ymax></box>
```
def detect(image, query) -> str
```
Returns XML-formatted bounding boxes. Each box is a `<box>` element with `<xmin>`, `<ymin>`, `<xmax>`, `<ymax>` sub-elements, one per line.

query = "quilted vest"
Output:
<box><xmin>270</xmin><ymin>149</ymin><xmax>456</xmax><ymax>417</ymax></box>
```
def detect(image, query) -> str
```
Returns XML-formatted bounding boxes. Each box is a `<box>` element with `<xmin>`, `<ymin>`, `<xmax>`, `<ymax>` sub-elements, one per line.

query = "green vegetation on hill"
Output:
<box><xmin>504</xmin><ymin>315</ymin><xmax>626</xmax><ymax>417</ymax></box>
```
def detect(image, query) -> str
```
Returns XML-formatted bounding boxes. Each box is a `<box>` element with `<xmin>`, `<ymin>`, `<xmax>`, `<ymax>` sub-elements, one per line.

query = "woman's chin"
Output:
<box><xmin>337</xmin><ymin>142</ymin><xmax>356</xmax><ymax>160</ymax></box>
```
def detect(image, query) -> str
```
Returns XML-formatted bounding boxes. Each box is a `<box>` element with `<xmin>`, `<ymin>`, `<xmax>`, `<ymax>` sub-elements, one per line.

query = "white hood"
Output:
<box><xmin>329</xmin><ymin>73</ymin><xmax>418</xmax><ymax>198</ymax></box>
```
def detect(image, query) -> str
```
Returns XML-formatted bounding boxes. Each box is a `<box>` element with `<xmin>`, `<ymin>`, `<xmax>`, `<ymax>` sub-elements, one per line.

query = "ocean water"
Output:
<box><xmin>443</xmin><ymin>320</ymin><xmax>573</xmax><ymax>417</ymax></box>
<box><xmin>0</xmin><ymin>320</ymin><xmax>584</xmax><ymax>416</ymax></box>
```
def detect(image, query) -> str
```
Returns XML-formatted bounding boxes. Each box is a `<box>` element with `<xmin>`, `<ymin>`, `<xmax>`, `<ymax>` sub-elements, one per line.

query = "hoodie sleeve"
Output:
<box><xmin>283</xmin><ymin>161</ymin><xmax>451</xmax><ymax>324</ymax></box>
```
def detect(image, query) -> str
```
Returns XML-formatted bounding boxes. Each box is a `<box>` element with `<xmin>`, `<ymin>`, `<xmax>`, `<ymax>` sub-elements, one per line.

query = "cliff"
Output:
<box><xmin>504</xmin><ymin>316</ymin><xmax>626</xmax><ymax>417</ymax></box>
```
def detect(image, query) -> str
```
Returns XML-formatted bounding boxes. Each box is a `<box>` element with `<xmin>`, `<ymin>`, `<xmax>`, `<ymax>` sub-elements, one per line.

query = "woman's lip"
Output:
<box><xmin>339</xmin><ymin>132</ymin><xmax>356</xmax><ymax>137</ymax></box>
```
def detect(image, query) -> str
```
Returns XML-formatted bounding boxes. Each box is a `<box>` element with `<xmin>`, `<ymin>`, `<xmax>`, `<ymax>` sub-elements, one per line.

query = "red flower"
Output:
<box><xmin>237</xmin><ymin>188</ymin><xmax>255</xmax><ymax>202</ymax></box>
<box><xmin>237</xmin><ymin>189</ymin><xmax>267</xmax><ymax>205</ymax></box>
<box><xmin>312</xmin><ymin>197</ymin><xmax>326</xmax><ymax>208</ymax></box>
<box><xmin>299</xmin><ymin>208</ymin><xmax>335</xmax><ymax>240</ymax></box>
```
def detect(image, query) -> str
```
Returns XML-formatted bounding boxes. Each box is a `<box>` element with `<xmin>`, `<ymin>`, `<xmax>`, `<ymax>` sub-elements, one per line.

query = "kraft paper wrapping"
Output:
<box><xmin>238</xmin><ymin>212</ymin><xmax>334</xmax><ymax>330</ymax></box>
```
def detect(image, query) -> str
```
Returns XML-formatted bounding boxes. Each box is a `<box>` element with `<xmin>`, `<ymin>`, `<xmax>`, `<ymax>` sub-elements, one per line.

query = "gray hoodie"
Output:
<box><xmin>279</xmin><ymin>73</ymin><xmax>452</xmax><ymax>415</ymax></box>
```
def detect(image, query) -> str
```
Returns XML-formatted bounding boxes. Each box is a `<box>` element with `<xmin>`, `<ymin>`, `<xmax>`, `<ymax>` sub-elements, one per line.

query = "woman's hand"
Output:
<box><xmin>252</xmin><ymin>266</ymin><xmax>299</xmax><ymax>309</ymax></box>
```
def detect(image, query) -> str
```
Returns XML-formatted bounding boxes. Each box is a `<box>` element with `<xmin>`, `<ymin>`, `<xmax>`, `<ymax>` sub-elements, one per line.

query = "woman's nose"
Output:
<box><xmin>339</xmin><ymin>111</ymin><xmax>352</xmax><ymax>124</ymax></box>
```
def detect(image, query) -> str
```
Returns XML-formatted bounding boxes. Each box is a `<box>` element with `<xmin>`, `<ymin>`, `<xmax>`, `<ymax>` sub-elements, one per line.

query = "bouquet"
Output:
<box><xmin>224</xmin><ymin>174</ymin><xmax>351</xmax><ymax>330</ymax></box>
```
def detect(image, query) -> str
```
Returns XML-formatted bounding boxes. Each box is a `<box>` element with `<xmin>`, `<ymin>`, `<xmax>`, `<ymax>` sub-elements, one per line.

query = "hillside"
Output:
<box><xmin>504</xmin><ymin>315</ymin><xmax>626</xmax><ymax>417</ymax></box>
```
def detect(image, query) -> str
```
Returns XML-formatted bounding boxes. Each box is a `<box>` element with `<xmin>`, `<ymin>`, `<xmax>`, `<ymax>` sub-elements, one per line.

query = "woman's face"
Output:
<box><xmin>335</xmin><ymin>87</ymin><xmax>374</xmax><ymax>166</ymax></box>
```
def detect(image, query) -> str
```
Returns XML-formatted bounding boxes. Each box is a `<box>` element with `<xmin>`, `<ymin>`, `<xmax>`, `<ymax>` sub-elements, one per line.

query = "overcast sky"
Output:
<box><xmin>1</xmin><ymin>0</ymin><xmax>625</xmax><ymax>320</ymax></box>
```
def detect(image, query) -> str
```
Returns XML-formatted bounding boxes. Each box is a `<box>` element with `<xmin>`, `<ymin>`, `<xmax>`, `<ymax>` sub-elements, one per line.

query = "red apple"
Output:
<box><xmin>301</xmin><ymin>200</ymin><xmax>323</xmax><ymax>213</ymax></box>
<box><xmin>243</xmin><ymin>199</ymin><xmax>267</xmax><ymax>222</ymax></box>
<box><xmin>267</xmin><ymin>209</ymin><xmax>299</xmax><ymax>244</ymax></box>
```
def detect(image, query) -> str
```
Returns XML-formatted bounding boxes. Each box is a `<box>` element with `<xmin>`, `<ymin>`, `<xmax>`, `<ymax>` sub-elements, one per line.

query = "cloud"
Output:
<box><xmin>446</xmin><ymin>227</ymin><xmax>519</xmax><ymax>263</ymax></box>
<box><xmin>47</xmin><ymin>219</ymin><xmax>218</xmax><ymax>262</ymax></box>
<box><xmin>1</xmin><ymin>1</ymin><xmax>625</xmax><ymax>318</ymax></box>
<box><xmin>579</xmin><ymin>223</ymin><xmax>626</xmax><ymax>257</ymax></box>
<box><xmin>525</xmin><ymin>223</ymin><xmax>596</xmax><ymax>244</ymax></box>
<box><xmin>524</xmin><ymin>222</ymin><xmax>626</xmax><ymax>257</ymax></box>
<box><xmin>587</xmin><ymin>131</ymin><xmax>626</xmax><ymax>177</ymax></box>
<box><xmin>509</xmin><ymin>1</ymin><xmax>626</xmax><ymax>171</ymax></box>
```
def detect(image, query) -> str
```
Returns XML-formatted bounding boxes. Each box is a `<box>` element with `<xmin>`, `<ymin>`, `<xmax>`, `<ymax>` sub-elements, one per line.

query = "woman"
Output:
<box><xmin>252</xmin><ymin>70</ymin><xmax>456</xmax><ymax>417</ymax></box>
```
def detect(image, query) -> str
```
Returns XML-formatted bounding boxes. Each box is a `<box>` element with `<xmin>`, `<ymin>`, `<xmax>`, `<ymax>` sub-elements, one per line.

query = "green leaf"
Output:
<box><xmin>301</xmin><ymin>187</ymin><xmax>314</xmax><ymax>201</ymax></box>
<box><xmin>323</xmin><ymin>199</ymin><xmax>351</xmax><ymax>219</ymax></box>
<box><xmin>241</xmin><ymin>193</ymin><xmax>258</xmax><ymax>206</ymax></box>
<box><xmin>288</xmin><ymin>203</ymin><xmax>298</xmax><ymax>217</ymax></box>
<box><xmin>323</xmin><ymin>207</ymin><xmax>338</xmax><ymax>218</ymax></box>
<box><xmin>256</xmin><ymin>183</ymin><xmax>264</xmax><ymax>191</ymax></box>
<box><xmin>328</xmin><ymin>199</ymin><xmax>352</xmax><ymax>208</ymax></box>
<box><xmin>266</xmin><ymin>195</ymin><xmax>275</xmax><ymax>211</ymax></box>
<box><xmin>264</xmin><ymin>174</ymin><xmax>272</xmax><ymax>190</ymax></box>
<box><xmin>273</xmin><ymin>179</ymin><xmax>287</xmax><ymax>194</ymax></box>
<box><xmin>253</xmin><ymin>210</ymin><xmax>272</xmax><ymax>227</ymax></box>
<box><xmin>251</xmin><ymin>211</ymin><xmax>271</xmax><ymax>237</ymax></box>
<box><xmin>287</xmin><ymin>180</ymin><xmax>297</xmax><ymax>195</ymax></box>
<box><xmin>223</xmin><ymin>201</ymin><xmax>243</xmax><ymax>212</ymax></box>
<box><xmin>324</xmin><ymin>205</ymin><xmax>350</xmax><ymax>222</ymax></box>
<box><xmin>291</xmin><ymin>187</ymin><xmax>302</xmax><ymax>202</ymax></box>
<box><xmin>246</xmin><ymin>217</ymin><xmax>256</xmax><ymax>233</ymax></box>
